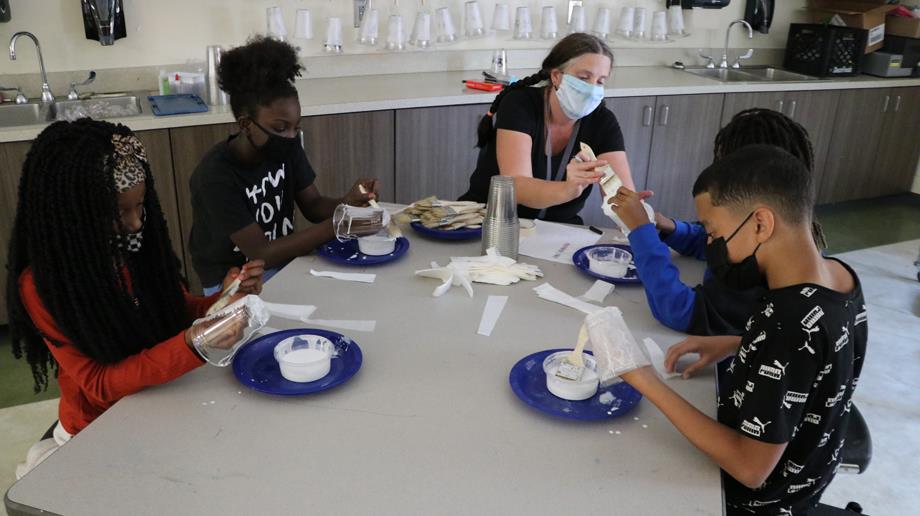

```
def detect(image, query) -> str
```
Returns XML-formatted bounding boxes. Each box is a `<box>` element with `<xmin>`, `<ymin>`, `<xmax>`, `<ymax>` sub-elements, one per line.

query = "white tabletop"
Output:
<box><xmin>6</xmin><ymin>227</ymin><xmax>723</xmax><ymax>516</ymax></box>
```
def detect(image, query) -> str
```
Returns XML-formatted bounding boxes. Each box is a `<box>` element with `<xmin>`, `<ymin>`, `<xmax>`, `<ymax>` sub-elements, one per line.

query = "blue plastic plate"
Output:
<box><xmin>509</xmin><ymin>349</ymin><xmax>642</xmax><ymax>421</ymax></box>
<box><xmin>318</xmin><ymin>237</ymin><xmax>409</xmax><ymax>266</ymax></box>
<box><xmin>410</xmin><ymin>221</ymin><xmax>482</xmax><ymax>241</ymax></box>
<box><xmin>572</xmin><ymin>244</ymin><xmax>641</xmax><ymax>285</ymax></box>
<box><xmin>232</xmin><ymin>328</ymin><xmax>362</xmax><ymax>396</ymax></box>
<box><xmin>147</xmin><ymin>94</ymin><xmax>209</xmax><ymax>116</ymax></box>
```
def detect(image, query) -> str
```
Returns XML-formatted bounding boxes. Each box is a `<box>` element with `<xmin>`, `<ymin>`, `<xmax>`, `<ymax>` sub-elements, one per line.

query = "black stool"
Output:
<box><xmin>810</xmin><ymin>404</ymin><xmax>872</xmax><ymax>515</ymax></box>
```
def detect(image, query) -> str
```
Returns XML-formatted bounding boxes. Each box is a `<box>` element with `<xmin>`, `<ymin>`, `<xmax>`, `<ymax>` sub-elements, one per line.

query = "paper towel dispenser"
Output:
<box><xmin>1</xmin><ymin>0</ymin><xmax>11</xmax><ymax>23</ymax></box>
<box><xmin>81</xmin><ymin>0</ymin><xmax>127</xmax><ymax>46</ymax></box>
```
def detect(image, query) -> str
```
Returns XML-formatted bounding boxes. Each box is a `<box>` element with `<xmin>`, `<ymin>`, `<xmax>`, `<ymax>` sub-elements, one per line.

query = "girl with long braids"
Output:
<box><xmin>608</xmin><ymin>108</ymin><xmax>828</xmax><ymax>338</ymax></box>
<box><xmin>189</xmin><ymin>36</ymin><xmax>379</xmax><ymax>295</ymax></box>
<box><xmin>7</xmin><ymin>119</ymin><xmax>264</xmax><ymax>477</ymax></box>
<box><xmin>459</xmin><ymin>33</ymin><xmax>634</xmax><ymax>224</ymax></box>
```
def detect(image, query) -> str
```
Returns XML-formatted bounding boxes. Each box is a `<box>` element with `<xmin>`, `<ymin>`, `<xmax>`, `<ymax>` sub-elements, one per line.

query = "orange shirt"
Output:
<box><xmin>19</xmin><ymin>268</ymin><xmax>219</xmax><ymax>435</ymax></box>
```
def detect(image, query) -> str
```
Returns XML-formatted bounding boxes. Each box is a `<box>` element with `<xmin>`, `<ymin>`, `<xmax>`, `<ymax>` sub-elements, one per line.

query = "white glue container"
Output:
<box><xmin>587</xmin><ymin>246</ymin><xmax>632</xmax><ymax>278</ymax></box>
<box><xmin>358</xmin><ymin>232</ymin><xmax>397</xmax><ymax>256</ymax></box>
<box><xmin>543</xmin><ymin>351</ymin><xmax>599</xmax><ymax>401</ymax></box>
<box><xmin>273</xmin><ymin>335</ymin><xmax>334</xmax><ymax>383</ymax></box>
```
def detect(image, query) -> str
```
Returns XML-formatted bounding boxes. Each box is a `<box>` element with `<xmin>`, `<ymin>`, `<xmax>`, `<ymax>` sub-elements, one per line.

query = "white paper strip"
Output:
<box><xmin>263</xmin><ymin>302</ymin><xmax>317</xmax><ymax>321</ymax></box>
<box><xmin>477</xmin><ymin>295</ymin><xmax>508</xmax><ymax>337</ymax></box>
<box><xmin>579</xmin><ymin>280</ymin><xmax>614</xmax><ymax>303</ymax></box>
<box><xmin>519</xmin><ymin>220</ymin><xmax>601</xmax><ymax>265</ymax></box>
<box><xmin>310</xmin><ymin>269</ymin><xmax>376</xmax><ymax>283</ymax></box>
<box><xmin>305</xmin><ymin>318</ymin><xmax>377</xmax><ymax>333</ymax></box>
<box><xmin>641</xmin><ymin>337</ymin><xmax>680</xmax><ymax>380</ymax></box>
<box><xmin>533</xmin><ymin>283</ymin><xmax>602</xmax><ymax>314</ymax></box>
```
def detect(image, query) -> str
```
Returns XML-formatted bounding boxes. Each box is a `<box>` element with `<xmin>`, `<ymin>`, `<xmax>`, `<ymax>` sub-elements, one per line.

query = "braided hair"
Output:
<box><xmin>476</xmin><ymin>33</ymin><xmax>614</xmax><ymax>148</ymax></box>
<box><xmin>6</xmin><ymin>119</ymin><xmax>190</xmax><ymax>392</ymax></box>
<box><xmin>713</xmin><ymin>108</ymin><xmax>827</xmax><ymax>249</ymax></box>
<box><xmin>218</xmin><ymin>35</ymin><xmax>304</xmax><ymax>119</ymax></box>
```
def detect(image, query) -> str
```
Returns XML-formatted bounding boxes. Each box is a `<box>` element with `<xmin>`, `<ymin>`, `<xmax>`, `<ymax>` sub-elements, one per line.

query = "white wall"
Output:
<box><xmin>1</xmin><ymin>0</ymin><xmax>810</xmax><ymax>76</ymax></box>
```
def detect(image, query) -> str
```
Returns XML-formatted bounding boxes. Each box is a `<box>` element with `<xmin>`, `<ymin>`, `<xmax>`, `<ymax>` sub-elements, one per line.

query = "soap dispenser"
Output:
<box><xmin>80</xmin><ymin>0</ymin><xmax>127</xmax><ymax>46</ymax></box>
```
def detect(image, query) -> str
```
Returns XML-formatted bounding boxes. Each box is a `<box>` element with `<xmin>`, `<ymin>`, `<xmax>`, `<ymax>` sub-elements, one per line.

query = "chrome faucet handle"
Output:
<box><xmin>731</xmin><ymin>49</ymin><xmax>754</xmax><ymax>69</ymax></box>
<box><xmin>0</xmin><ymin>85</ymin><xmax>28</xmax><ymax>104</ymax></box>
<box><xmin>697</xmin><ymin>49</ymin><xmax>716</xmax><ymax>69</ymax></box>
<box><xmin>67</xmin><ymin>70</ymin><xmax>97</xmax><ymax>100</ymax></box>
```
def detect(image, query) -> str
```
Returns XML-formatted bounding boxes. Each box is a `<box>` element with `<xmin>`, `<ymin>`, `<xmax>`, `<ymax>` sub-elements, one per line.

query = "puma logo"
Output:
<box><xmin>745</xmin><ymin>380</ymin><xmax>755</xmax><ymax>393</ymax></box>
<box><xmin>801</xmin><ymin>306</ymin><xmax>824</xmax><ymax>328</ymax></box>
<box><xmin>805</xmin><ymin>413</ymin><xmax>822</xmax><ymax>425</ymax></box>
<box><xmin>731</xmin><ymin>389</ymin><xmax>745</xmax><ymax>408</ymax></box>
<box><xmin>819</xmin><ymin>430</ymin><xmax>833</xmax><ymax>447</ymax></box>
<box><xmin>799</xmin><ymin>340</ymin><xmax>816</xmax><ymax>355</ymax></box>
<box><xmin>750</xmin><ymin>331</ymin><xmax>767</xmax><ymax>350</ymax></box>
<box><xmin>835</xmin><ymin>326</ymin><xmax>850</xmax><ymax>352</ymax></box>
<box><xmin>783</xmin><ymin>459</ymin><xmax>804</xmax><ymax>477</ymax></box>
<box><xmin>826</xmin><ymin>385</ymin><xmax>846</xmax><ymax>407</ymax></box>
<box><xmin>758</xmin><ymin>360</ymin><xmax>789</xmax><ymax>380</ymax></box>
<box><xmin>802</xmin><ymin>325</ymin><xmax>821</xmax><ymax>342</ymax></box>
<box><xmin>800</xmin><ymin>287</ymin><xmax>817</xmax><ymax>297</ymax></box>
<box><xmin>855</xmin><ymin>307</ymin><xmax>867</xmax><ymax>325</ymax></box>
<box><xmin>741</xmin><ymin>417</ymin><xmax>772</xmax><ymax>437</ymax></box>
<box><xmin>762</xmin><ymin>302</ymin><xmax>774</xmax><ymax>317</ymax></box>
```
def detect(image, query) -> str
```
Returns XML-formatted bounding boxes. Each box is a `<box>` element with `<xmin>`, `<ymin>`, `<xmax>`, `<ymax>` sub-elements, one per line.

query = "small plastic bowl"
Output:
<box><xmin>587</xmin><ymin>246</ymin><xmax>632</xmax><ymax>278</ymax></box>
<box><xmin>543</xmin><ymin>351</ymin><xmax>600</xmax><ymax>401</ymax></box>
<box><xmin>358</xmin><ymin>233</ymin><xmax>397</xmax><ymax>256</ymax></box>
<box><xmin>273</xmin><ymin>335</ymin><xmax>334</xmax><ymax>383</ymax></box>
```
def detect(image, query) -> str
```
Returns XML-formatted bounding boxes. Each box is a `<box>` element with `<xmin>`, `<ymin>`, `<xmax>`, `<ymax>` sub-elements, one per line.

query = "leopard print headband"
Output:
<box><xmin>108</xmin><ymin>134</ymin><xmax>148</xmax><ymax>193</ymax></box>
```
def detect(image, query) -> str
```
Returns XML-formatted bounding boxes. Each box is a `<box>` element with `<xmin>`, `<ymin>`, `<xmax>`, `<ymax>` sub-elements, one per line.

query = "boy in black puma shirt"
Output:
<box><xmin>613</xmin><ymin>145</ymin><xmax>867</xmax><ymax>515</ymax></box>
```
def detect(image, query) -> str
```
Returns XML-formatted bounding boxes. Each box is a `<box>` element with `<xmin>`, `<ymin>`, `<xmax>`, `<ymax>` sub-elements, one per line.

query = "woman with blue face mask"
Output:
<box><xmin>460</xmin><ymin>34</ymin><xmax>634</xmax><ymax>224</ymax></box>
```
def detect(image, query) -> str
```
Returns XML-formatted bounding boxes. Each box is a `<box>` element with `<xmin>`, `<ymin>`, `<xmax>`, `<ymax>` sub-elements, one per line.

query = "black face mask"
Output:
<box><xmin>247</xmin><ymin>120</ymin><xmax>302</xmax><ymax>162</ymax></box>
<box><xmin>705</xmin><ymin>211</ymin><xmax>766</xmax><ymax>291</ymax></box>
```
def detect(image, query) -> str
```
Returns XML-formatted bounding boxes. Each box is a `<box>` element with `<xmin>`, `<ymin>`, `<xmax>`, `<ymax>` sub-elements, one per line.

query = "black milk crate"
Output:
<box><xmin>783</xmin><ymin>23</ymin><xmax>868</xmax><ymax>77</ymax></box>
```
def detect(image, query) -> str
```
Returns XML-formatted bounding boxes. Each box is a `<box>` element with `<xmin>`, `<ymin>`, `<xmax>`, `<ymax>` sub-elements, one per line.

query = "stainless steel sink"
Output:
<box><xmin>684</xmin><ymin>66</ymin><xmax>824</xmax><ymax>83</ymax></box>
<box><xmin>736</xmin><ymin>67</ymin><xmax>822</xmax><ymax>82</ymax></box>
<box><xmin>0</xmin><ymin>102</ymin><xmax>45</xmax><ymax>127</ymax></box>
<box><xmin>54</xmin><ymin>94</ymin><xmax>142</xmax><ymax>122</ymax></box>
<box><xmin>684</xmin><ymin>68</ymin><xmax>765</xmax><ymax>82</ymax></box>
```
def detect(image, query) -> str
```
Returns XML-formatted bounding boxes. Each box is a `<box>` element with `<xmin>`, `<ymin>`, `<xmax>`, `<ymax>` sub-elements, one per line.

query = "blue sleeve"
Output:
<box><xmin>627</xmin><ymin>223</ymin><xmax>696</xmax><ymax>332</ymax></box>
<box><xmin>661</xmin><ymin>220</ymin><xmax>707</xmax><ymax>260</ymax></box>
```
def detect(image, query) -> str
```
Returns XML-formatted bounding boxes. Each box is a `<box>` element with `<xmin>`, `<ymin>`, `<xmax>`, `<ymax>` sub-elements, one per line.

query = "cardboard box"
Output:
<box><xmin>886</xmin><ymin>16</ymin><xmax>920</xmax><ymax>39</ymax></box>
<box><xmin>808</xmin><ymin>0</ymin><xmax>898</xmax><ymax>53</ymax></box>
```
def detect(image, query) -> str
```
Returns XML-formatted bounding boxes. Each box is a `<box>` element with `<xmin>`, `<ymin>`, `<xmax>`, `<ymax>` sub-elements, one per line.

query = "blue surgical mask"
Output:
<box><xmin>555</xmin><ymin>74</ymin><xmax>604</xmax><ymax>120</ymax></box>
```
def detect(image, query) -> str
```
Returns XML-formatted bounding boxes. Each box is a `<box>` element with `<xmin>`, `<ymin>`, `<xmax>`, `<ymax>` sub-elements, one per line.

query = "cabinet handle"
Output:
<box><xmin>894</xmin><ymin>95</ymin><xmax>902</xmax><ymax>113</ymax></box>
<box><xmin>658</xmin><ymin>105</ymin><xmax>670</xmax><ymax>126</ymax></box>
<box><xmin>882</xmin><ymin>95</ymin><xmax>890</xmax><ymax>113</ymax></box>
<box><xmin>787</xmin><ymin>100</ymin><xmax>797</xmax><ymax>119</ymax></box>
<box><xmin>776</xmin><ymin>99</ymin><xmax>784</xmax><ymax>113</ymax></box>
<box><xmin>642</xmin><ymin>105</ymin><xmax>653</xmax><ymax>127</ymax></box>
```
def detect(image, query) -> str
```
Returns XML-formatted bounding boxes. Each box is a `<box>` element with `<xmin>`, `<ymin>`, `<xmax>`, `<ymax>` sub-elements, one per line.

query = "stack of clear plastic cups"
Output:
<box><xmin>481</xmin><ymin>175</ymin><xmax>519</xmax><ymax>259</ymax></box>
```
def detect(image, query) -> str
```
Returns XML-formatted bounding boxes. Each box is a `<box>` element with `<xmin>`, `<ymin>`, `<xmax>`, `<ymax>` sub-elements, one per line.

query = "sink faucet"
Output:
<box><xmin>720</xmin><ymin>20</ymin><xmax>754</xmax><ymax>69</ymax></box>
<box><xmin>9</xmin><ymin>31</ymin><xmax>54</xmax><ymax>104</ymax></box>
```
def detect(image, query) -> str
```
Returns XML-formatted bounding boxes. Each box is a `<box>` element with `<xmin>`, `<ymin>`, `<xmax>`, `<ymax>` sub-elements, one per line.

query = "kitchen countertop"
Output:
<box><xmin>2</xmin><ymin>66</ymin><xmax>919</xmax><ymax>143</ymax></box>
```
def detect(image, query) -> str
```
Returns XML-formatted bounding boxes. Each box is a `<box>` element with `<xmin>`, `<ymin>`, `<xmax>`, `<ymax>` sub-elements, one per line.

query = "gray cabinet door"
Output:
<box><xmin>819</xmin><ymin>88</ymin><xmax>890</xmax><ymax>204</ymax></box>
<box><xmin>301</xmin><ymin>111</ymin><xmax>396</xmax><ymax>205</ymax></box>
<box><xmin>0</xmin><ymin>140</ymin><xmax>31</xmax><ymax>324</ymax></box>
<box><xmin>580</xmin><ymin>96</ymin><xmax>657</xmax><ymax>228</ymax></box>
<box><xmin>780</xmin><ymin>90</ymin><xmax>840</xmax><ymax>198</ymax></box>
<box><xmin>394</xmin><ymin>104</ymin><xmax>487</xmax><ymax>204</ymax></box>
<box><xmin>170</xmin><ymin>122</ymin><xmax>239</xmax><ymax>294</ymax></box>
<box><xmin>646</xmin><ymin>93</ymin><xmax>724</xmax><ymax>221</ymax></box>
<box><xmin>875</xmin><ymin>86</ymin><xmax>920</xmax><ymax>197</ymax></box>
<box><xmin>720</xmin><ymin>91</ymin><xmax>786</xmax><ymax>125</ymax></box>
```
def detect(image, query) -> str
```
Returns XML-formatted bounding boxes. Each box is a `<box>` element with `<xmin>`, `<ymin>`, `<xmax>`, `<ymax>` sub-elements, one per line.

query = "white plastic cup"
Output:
<box><xmin>592</xmin><ymin>7</ymin><xmax>610</xmax><ymax>39</ymax></box>
<box><xmin>616</xmin><ymin>6</ymin><xmax>634</xmax><ymax>39</ymax></box>
<box><xmin>385</xmin><ymin>14</ymin><xmax>406</xmax><ymax>51</ymax></box>
<box><xmin>410</xmin><ymin>11</ymin><xmax>432</xmax><ymax>48</ymax></box>
<box><xmin>491</xmin><ymin>48</ymin><xmax>507</xmax><ymax>75</ymax></box>
<box><xmin>295</xmin><ymin>9</ymin><xmax>313</xmax><ymax>40</ymax></box>
<box><xmin>541</xmin><ymin>6</ymin><xmax>558</xmax><ymax>40</ymax></box>
<box><xmin>266</xmin><ymin>6</ymin><xmax>287</xmax><ymax>40</ymax></box>
<box><xmin>464</xmin><ymin>1</ymin><xmax>485</xmax><ymax>38</ymax></box>
<box><xmin>633</xmin><ymin>7</ymin><xmax>648</xmax><ymax>40</ymax></box>
<box><xmin>513</xmin><ymin>6</ymin><xmax>533</xmax><ymax>40</ymax></box>
<box><xmin>436</xmin><ymin>7</ymin><xmax>458</xmax><ymax>43</ymax></box>
<box><xmin>651</xmin><ymin>11</ymin><xmax>668</xmax><ymax>41</ymax></box>
<box><xmin>324</xmin><ymin>16</ymin><xmax>343</xmax><ymax>53</ymax></box>
<box><xmin>358</xmin><ymin>8</ymin><xmax>379</xmax><ymax>46</ymax></box>
<box><xmin>492</xmin><ymin>3</ymin><xmax>511</xmax><ymax>31</ymax></box>
<box><xmin>569</xmin><ymin>4</ymin><xmax>586</xmax><ymax>34</ymax></box>
<box><xmin>668</xmin><ymin>5</ymin><xmax>686</xmax><ymax>36</ymax></box>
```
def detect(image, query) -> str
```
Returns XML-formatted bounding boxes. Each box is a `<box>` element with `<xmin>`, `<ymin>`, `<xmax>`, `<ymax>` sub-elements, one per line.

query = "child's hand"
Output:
<box><xmin>343</xmin><ymin>178</ymin><xmax>380</xmax><ymax>206</ymax></box>
<box><xmin>227</xmin><ymin>260</ymin><xmax>265</xmax><ymax>296</ymax></box>
<box><xmin>620</xmin><ymin>365</ymin><xmax>658</xmax><ymax>389</ymax></box>
<box><xmin>609</xmin><ymin>187</ymin><xmax>654</xmax><ymax>231</ymax></box>
<box><xmin>665</xmin><ymin>335</ymin><xmax>742</xmax><ymax>379</ymax></box>
<box><xmin>654</xmin><ymin>212</ymin><xmax>676</xmax><ymax>235</ymax></box>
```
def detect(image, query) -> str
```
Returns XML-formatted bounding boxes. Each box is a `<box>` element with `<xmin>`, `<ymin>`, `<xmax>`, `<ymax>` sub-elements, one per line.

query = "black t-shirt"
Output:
<box><xmin>188</xmin><ymin>136</ymin><xmax>316</xmax><ymax>286</ymax></box>
<box><xmin>459</xmin><ymin>86</ymin><xmax>626</xmax><ymax>224</ymax></box>
<box><xmin>719</xmin><ymin>259</ymin><xmax>867</xmax><ymax>516</ymax></box>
